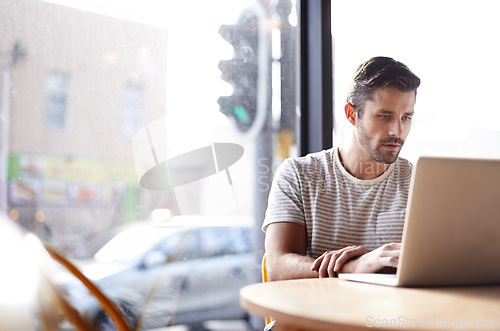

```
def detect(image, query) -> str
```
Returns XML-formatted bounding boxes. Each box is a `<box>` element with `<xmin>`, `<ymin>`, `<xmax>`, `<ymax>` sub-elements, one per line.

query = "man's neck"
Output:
<box><xmin>338</xmin><ymin>139</ymin><xmax>391</xmax><ymax>180</ymax></box>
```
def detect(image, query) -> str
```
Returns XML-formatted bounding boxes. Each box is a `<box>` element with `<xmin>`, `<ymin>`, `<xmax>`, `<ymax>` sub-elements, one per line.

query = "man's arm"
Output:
<box><xmin>264</xmin><ymin>222</ymin><xmax>318</xmax><ymax>281</ymax></box>
<box><xmin>265</xmin><ymin>222</ymin><xmax>401</xmax><ymax>280</ymax></box>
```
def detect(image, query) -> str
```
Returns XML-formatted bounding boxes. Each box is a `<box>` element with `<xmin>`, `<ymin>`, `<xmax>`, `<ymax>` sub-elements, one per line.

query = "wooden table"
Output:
<box><xmin>240</xmin><ymin>278</ymin><xmax>500</xmax><ymax>330</ymax></box>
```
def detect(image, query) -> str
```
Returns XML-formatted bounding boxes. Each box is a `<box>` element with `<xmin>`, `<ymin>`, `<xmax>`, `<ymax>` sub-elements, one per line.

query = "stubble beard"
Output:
<box><xmin>357</xmin><ymin>128</ymin><xmax>404</xmax><ymax>165</ymax></box>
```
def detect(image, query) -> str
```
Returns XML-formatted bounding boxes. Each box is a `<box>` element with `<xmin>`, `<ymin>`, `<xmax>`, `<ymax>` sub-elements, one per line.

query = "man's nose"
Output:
<box><xmin>388</xmin><ymin>120</ymin><xmax>403</xmax><ymax>137</ymax></box>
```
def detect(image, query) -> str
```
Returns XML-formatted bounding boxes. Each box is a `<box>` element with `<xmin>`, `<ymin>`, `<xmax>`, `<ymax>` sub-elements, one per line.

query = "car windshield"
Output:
<box><xmin>94</xmin><ymin>227</ymin><xmax>172</xmax><ymax>263</ymax></box>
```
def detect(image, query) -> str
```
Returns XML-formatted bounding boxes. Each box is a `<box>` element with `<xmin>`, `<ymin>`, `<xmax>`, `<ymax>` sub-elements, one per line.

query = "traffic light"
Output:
<box><xmin>218</xmin><ymin>4</ymin><xmax>269</xmax><ymax>134</ymax></box>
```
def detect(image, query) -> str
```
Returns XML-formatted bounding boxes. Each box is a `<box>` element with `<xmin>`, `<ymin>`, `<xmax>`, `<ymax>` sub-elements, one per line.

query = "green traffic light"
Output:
<box><xmin>234</xmin><ymin>105</ymin><xmax>251</xmax><ymax>124</ymax></box>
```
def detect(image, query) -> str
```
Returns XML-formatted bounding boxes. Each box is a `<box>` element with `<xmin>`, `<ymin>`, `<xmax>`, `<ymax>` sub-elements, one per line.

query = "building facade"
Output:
<box><xmin>1</xmin><ymin>0</ymin><xmax>168</xmax><ymax>255</ymax></box>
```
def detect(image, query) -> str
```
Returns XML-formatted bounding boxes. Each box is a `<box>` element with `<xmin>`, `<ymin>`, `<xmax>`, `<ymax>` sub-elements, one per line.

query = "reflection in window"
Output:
<box><xmin>123</xmin><ymin>83</ymin><xmax>144</xmax><ymax>139</ymax></box>
<box><xmin>46</xmin><ymin>72</ymin><xmax>70</xmax><ymax>130</ymax></box>
<box><xmin>3</xmin><ymin>0</ymin><xmax>299</xmax><ymax>329</ymax></box>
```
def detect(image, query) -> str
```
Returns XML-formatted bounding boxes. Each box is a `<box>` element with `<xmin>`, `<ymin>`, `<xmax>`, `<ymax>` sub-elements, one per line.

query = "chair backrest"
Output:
<box><xmin>45</xmin><ymin>244</ymin><xmax>131</xmax><ymax>331</ymax></box>
<box><xmin>261</xmin><ymin>254</ymin><xmax>269</xmax><ymax>283</ymax></box>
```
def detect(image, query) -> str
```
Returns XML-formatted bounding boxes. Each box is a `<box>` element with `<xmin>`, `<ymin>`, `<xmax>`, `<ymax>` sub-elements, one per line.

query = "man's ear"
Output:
<box><xmin>344</xmin><ymin>103</ymin><xmax>357</xmax><ymax>126</ymax></box>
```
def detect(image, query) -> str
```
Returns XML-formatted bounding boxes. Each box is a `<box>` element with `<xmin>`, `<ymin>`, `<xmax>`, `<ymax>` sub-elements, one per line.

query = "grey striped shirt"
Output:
<box><xmin>262</xmin><ymin>147</ymin><xmax>413</xmax><ymax>258</ymax></box>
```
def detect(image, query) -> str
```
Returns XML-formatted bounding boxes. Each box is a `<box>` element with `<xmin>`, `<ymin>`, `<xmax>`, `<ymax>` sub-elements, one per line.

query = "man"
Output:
<box><xmin>263</xmin><ymin>56</ymin><xmax>421</xmax><ymax>280</ymax></box>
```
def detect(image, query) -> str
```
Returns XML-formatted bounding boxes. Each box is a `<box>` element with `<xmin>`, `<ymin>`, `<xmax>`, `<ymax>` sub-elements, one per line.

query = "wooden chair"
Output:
<box><xmin>44</xmin><ymin>244</ymin><xmax>131</xmax><ymax>331</ymax></box>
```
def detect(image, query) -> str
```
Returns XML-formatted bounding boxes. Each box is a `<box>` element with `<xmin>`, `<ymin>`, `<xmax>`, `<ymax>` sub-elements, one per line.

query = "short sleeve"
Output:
<box><xmin>261</xmin><ymin>158</ymin><xmax>306</xmax><ymax>232</ymax></box>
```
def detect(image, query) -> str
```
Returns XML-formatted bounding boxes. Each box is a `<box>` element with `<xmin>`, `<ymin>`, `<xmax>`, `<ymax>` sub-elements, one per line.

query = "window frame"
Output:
<box><xmin>298</xmin><ymin>0</ymin><xmax>333</xmax><ymax>156</ymax></box>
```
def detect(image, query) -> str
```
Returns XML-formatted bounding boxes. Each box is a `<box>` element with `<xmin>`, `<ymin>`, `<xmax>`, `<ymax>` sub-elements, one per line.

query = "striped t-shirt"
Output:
<box><xmin>262</xmin><ymin>147</ymin><xmax>413</xmax><ymax>259</ymax></box>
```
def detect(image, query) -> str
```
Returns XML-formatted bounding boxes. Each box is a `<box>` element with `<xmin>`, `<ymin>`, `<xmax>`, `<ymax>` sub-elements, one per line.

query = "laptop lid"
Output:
<box><xmin>397</xmin><ymin>156</ymin><xmax>500</xmax><ymax>286</ymax></box>
<box><xmin>340</xmin><ymin>156</ymin><xmax>500</xmax><ymax>287</ymax></box>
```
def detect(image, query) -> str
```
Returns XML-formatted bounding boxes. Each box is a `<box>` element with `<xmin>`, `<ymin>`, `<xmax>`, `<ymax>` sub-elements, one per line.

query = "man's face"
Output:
<box><xmin>355</xmin><ymin>87</ymin><xmax>416</xmax><ymax>164</ymax></box>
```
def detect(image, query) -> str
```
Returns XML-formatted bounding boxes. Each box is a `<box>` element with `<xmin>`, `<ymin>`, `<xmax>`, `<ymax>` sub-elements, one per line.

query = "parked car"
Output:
<box><xmin>58</xmin><ymin>217</ymin><xmax>256</xmax><ymax>330</ymax></box>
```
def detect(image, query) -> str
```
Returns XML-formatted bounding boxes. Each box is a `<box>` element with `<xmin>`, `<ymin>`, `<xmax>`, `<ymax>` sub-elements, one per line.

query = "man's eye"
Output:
<box><xmin>403</xmin><ymin>116</ymin><xmax>413</xmax><ymax>121</ymax></box>
<box><xmin>378</xmin><ymin>115</ymin><xmax>390</xmax><ymax>120</ymax></box>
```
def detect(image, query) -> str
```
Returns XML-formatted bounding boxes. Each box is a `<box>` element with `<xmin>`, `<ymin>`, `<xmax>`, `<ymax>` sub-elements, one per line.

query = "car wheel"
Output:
<box><xmin>93</xmin><ymin>305</ymin><xmax>137</xmax><ymax>331</ymax></box>
<box><xmin>187</xmin><ymin>322</ymin><xmax>209</xmax><ymax>331</ymax></box>
<box><xmin>93</xmin><ymin>310</ymin><xmax>114</xmax><ymax>331</ymax></box>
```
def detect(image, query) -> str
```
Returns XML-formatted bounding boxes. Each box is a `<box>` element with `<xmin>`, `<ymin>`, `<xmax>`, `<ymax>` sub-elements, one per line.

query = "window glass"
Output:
<box><xmin>94</xmin><ymin>226</ymin><xmax>169</xmax><ymax>263</ymax></box>
<box><xmin>162</xmin><ymin>229</ymin><xmax>200</xmax><ymax>262</ymax></box>
<box><xmin>332</xmin><ymin>0</ymin><xmax>500</xmax><ymax>162</ymax></box>
<box><xmin>198</xmin><ymin>227</ymin><xmax>252</xmax><ymax>257</ymax></box>
<box><xmin>46</xmin><ymin>72</ymin><xmax>70</xmax><ymax>130</ymax></box>
<box><xmin>123</xmin><ymin>83</ymin><xmax>144</xmax><ymax>139</ymax></box>
<box><xmin>1</xmin><ymin>0</ymin><xmax>298</xmax><ymax>329</ymax></box>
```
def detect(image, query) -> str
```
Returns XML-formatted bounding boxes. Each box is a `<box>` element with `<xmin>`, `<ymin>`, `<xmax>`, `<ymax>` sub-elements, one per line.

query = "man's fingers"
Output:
<box><xmin>318</xmin><ymin>253</ymin><xmax>333</xmax><ymax>277</ymax></box>
<box><xmin>311</xmin><ymin>246</ymin><xmax>366</xmax><ymax>277</ymax></box>
<box><xmin>380</xmin><ymin>245</ymin><xmax>400</xmax><ymax>268</ymax></box>
<box><xmin>333</xmin><ymin>246</ymin><xmax>368</xmax><ymax>272</ymax></box>
<box><xmin>381</xmin><ymin>253</ymin><xmax>399</xmax><ymax>268</ymax></box>
<box><xmin>362</xmin><ymin>245</ymin><xmax>400</xmax><ymax>272</ymax></box>
<box><xmin>382</xmin><ymin>242</ymin><xmax>401</xmax><ymax>251</ymax></box>
<box><xmin>311</xmin><ymin>252</ymin><xmax>327</xmax><ymax>271</ymax></box>
<box><xmin>327</xmin><ymin>252</ymin><xmax>341</xmax><ymax>277</ymax></box>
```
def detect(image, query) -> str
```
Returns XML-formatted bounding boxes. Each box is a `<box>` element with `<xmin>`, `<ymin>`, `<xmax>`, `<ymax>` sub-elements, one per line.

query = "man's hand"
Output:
<box><xmin>311</xmin><ymin>243</ymin><xmax>401</xmax><ymax>277</ymax></box>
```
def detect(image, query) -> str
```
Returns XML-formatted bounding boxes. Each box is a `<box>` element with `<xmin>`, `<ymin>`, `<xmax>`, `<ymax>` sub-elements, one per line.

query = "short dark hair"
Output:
<box><xmin>346</xmin><ymin>56</ymin><xmax>421</xmax><ymax>116</ymax></box>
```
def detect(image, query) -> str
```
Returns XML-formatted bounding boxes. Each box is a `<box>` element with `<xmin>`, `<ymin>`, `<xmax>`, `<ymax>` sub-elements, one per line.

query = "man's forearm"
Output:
<box><xmin>266</xmin><ymin>252</ymin><xmax>319</xmax><ymax>281</ymax></box>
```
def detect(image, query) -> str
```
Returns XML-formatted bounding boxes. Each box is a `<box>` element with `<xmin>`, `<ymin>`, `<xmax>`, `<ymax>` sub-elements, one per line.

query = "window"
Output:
<box><xmin>2</xmin><ymin>0</ymin><xmax>299</xmax><ymax>329</ymax></box>
<box><xmin>331</xmin><ymin>0</ymin><xmax>500</xmax><ymax>162</ymax></box>
<box><xmin>123</xmin><ymin>84</ymin><xmax>144</xmax><ymax>139</ymax></box>
<box><xmin>46</xmin><ymin>72</ymin><xmax>70</xmax><ymax>130</ymax></box>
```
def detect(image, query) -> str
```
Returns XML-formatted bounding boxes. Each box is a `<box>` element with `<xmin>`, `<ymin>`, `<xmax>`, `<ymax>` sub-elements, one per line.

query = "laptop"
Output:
<box><xmin>339</xmin><ymin>156</ymin><xmax>500</xmax><ymax>287</ymax></box>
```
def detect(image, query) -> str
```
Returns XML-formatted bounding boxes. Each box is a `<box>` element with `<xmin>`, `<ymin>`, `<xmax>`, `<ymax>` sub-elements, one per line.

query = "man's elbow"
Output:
<box><xmin>265</xmin><ymin>252</ymin><xmax>313</xmax><ymax>281</ymax></box>
<box><xmin>268</xmin><ymin>271</ymin><xmax>282</xmax><ymax>282</ymax></box>
<box><xmin>264</xmin><ymin>253</ymin><xmax>284</xmax><ymax>282</ymax></box>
